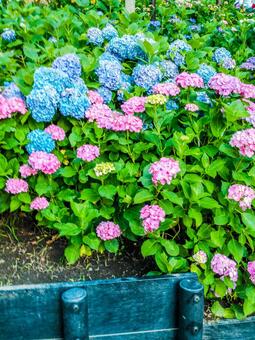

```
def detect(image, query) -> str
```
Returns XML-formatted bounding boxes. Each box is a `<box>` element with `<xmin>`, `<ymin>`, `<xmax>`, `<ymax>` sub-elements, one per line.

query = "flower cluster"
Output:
<box><xmin>140</xmin><ymin>204</ymin><xmax>166</xmax><ymax>233</ymax></box>
<box><xmin>185</xmin><ymin>103</ymin><xmax>199</xmax><ymax>112</ymax></box>
<box><xmin>96</xmin><ymin>59</ymin><xmax>122</xmax><ymax>91</ymax></box>
<box><xmin>152</xmin><ymin>82</ymin><xmax>180</xmax><ymax>96</ymax></box>
<box><xmin>121</xmin><ymin>97</ymin><xmax>146</xmax><ymax>115</ymax></box>
<box><xmin>96</xmin><ymin>221</ymin><xmax>121</xmax><ymax>240</ymax></box>
<box><xmin>5</xmin><ymin>179</ymin><xmax>29</xmax><ymax>194</ymax></box>
<box><xmin>26</xmin><ymin>129</ymin><xmax>55</xmax><ymax>154</ymax></box>
<box><xmin>208</xmin><ymin>73</ymin><xmax>241</xmax><ymax>96</ymax></box>
<box><xmin>230</xmin><ymin>128</ymin><xmax>255</xmax><ymax>157</ymax></box>
<box><xmin>146</xmin><ymin>94</ymin><xmax>167</xmax><ymax>105</ymax></box>
<box><xmin>240</xmin><ymin>56</ymin><xmax>255</xmax><ymax>71</ymax></box>
<box><xmin>28</xmin><ymin>151</ymin><xmax>61</xmax><ymax>174</ymax></box>
<box><xmin>0</xmin><ymin>95</ymin><xmax>27</xmax><ymax>120</ymax></box>
<box><xmin>193</xmin><ymin>251</ymin><xmax>208</xmax><ymax>264</ymax></box>
<box><xmin>228</xmin><ymin>184</ymin><xmax>255</xmax><ymax>210</ymax></box>
<box><xmin>2</xmin><ymin>82</ymin><xmax>24</xmax><ymax>99</ymax></box>
<box><xmin>30</xmin><ymin>197</ymin><xmax>49</xmax><ymax>210</ymax></box>
<box><xmin>44</xmin><ymin>124</ymin><xmax>66</xmax><ymax>141</ymax></box>
<box><xmin>19</xmin><ymin>164</ymin><xmax>38</xmax><ymax>178</ymax></box>
<box><xmin>132</xmin><ymin>64</ymin><xmax>162</xmax><ymax>90</ymax></box>
<box><xmin>94</xmin><ymin>162</ymin><xmax>115</xmax><ymax>177</ymax></box>
<box><xmin>175</xmin><ymin>72</ymin><xmax>204</xmax><ymax>88</ymax></box>
<box><xmin>213</xmin><ymin>47</ymin><xmax>235</xmax><ymax>69</ymax></box>
<box><xmin>149</xmin><ymin>157</ymin><xmax>180</xmax><ymax>185</ymax></box>
<box><xmin>77</xmin><ymin>144</ymin><xmax>100</xmax><ymax>162</ymax></box>
<box><xmin>211</xmin><ymin>254</ymin><xmax>238</xmax><ymax>283</ymax></box>
<box><xmin>159</xmin><ymin>60</ymin><xmax>179</xmax><ymax>80</ymax></box>
<box><xmin>167</xmin><ymin>39</ymin><xmax>192</xmax><ymax>66</ymax></box>
<box><xmin>248</xmin><ymin>261</ymin><xmax>255</xmax><ymax>284</ymax></box>
<box><xmin>107</xmin><ymin>34</ymin><xmax>146</xmax><ymax>61</ymax></box>
<box><xmin>1</xmin><ymin>28</ymin><xmax>16</xmax><ymax>42</ymax></box>
<box><xmin>196</xmin><ymin>64</ymin><xmax>216</xmax><ymax>84</ymax></box>
<box><xmin>87</xmin><ymin>27</ymin><xmax>104</xmax><ymax>46</ymax></box>
<box><xmin>97</xmin><ymin>87</ymin><xmax>112</xmax><ymax>103</ymax></box>
<box><xmin>87</xmin><ymin>90</ymin><xmax>104</xmax><ymax>105</ymax></box>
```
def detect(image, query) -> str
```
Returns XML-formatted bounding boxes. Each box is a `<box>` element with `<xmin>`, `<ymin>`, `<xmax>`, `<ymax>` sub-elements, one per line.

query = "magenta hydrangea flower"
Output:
<box><xmin>211</xmin><ymin>254</ymin><xmax>238</xmax><ymax>283</ymax></box>
<box><xmin>30</xmin><ymin>197</ymin><xmax>49</xmax><ymax>210</ymax></box>
<box><xmin>77</xmin><ymin>144</ymin><xmax>100</xmax><ymax>162</ymax></box>
<box><xmin>28</xmin><ymin>151</ymin><xmax>61</xmax><ymax>175</ymax></box>
<box><xmin>175</xmin><ymin>72</ymin><xmax>204</xmax><ymax>88</ymax></box>
<box><xmin>5</xmin><ymin>178</ymin><xmax>29</xmax><ymax>194</ymax></box>
<box><xmin>208</xmin><ymin>73</ymin><xmax>241</xmax><ymax>96</ymax></box>
<box><xmin>238</xmin><ymin>83</ymin><xmax>255</xmax><ymax>99</ymax></box>
<box><xmin>121</xmin><ymin>96</ymin><xmax>146</xmax><ymax>115</ymax></box>
<box><xmin>44</xmin><ymin>124</ymin><xmax>66</xmax><ymax>141</ymax></box>
<box><xmin>228</xmin><ymin>184</ymin><xmax>255</xmax><ymax>210</ymax></box>
<box><xmin>149</xmin><ymin>157</ymin><xmax>180</xmax><ymax>185</ymax></box>
<box><xmin>19</xmin><ymin>164</ymin><xmax>38</xmax><ymax>178</ymax></box>
<box><xmin>152</xmin><ymin>82</ymin><xmax>180</xmax><ymax>96</ymax></box>
<box><xmin>248</xmin><ymin>261</ymin><xmax>255</xmax><ymax>284</ymax></box>
<box><xmin>96</xmin><ymin>221</ymin><xmax>122</xmax><ymax>241</ymax></box>
<box><xmin>230</xmin><ymin>128</ymin><xmax>255</xmax><ymax>157</ymax></box>
<box><xmin>87</xmin><ymin>90</ymin><xmax>104</xmax><ymax>105</ymax></box>
<box><xmin>140</xmin><ymin>204</ymin><xmax>166</xmax><ymax>233</ymax></box>
<box><xmin>112</xmin><ymin>114</ymin><xmax>143</xmax><ymax>132</ymax></box>
<box><xmin>185</xmin><ymin>103</ymin><xmax>199</xmax><ymax>112</ymax></box>
<box><xmin>0</xmin><ymin>95</ymin><xmax>27</xmax><ymax>119</ymax></box>
<box><xmin>193</xmin><ymin>250</ymin><xmax>208</xmax><ymax>264</ymax></box>
<box><xmin>243</xmin><ymin>99</ymin><xmax>255</xmax><ymax>127</ymax></box>
<box><xmin>85</xmin><ymin>103</ymin><xmax>113</xmax><ymax>128</ymax></box>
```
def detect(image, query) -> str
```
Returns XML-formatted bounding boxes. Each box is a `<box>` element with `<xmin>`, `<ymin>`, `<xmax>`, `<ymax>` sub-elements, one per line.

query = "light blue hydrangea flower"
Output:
<box><xmin>1</xmin><ymin>28</ymin><xmax>16</xmax><ymax>42</ymax></box>
<box><xmin>221</xmin><ymin>57</ymin><xmax>236</xmax><ymax>70</ymax></box>
<box><xmin>102</xmin><ymin>24</ymin><xmax>118</xmax><ymax>41</ymax></box>
<box><xmin>26</xmin><ymin>129</ymin><xmax>55</xmax><ymax>154</ymax></box>
<box><xmin>196</xmin><ymin>64</ymin><xmax>216</xmax><ymax>84</ymax></box>
<box><xmin>166</xmin><ymin>100</ymin><xmax>179</xmax><ymax>111</ymax></box>
<box><xmin>107</xmin><ymin>35</ymin><xmax>146</xmax><ymax>61</ymax></box>
<box><xmin>27</xmin><ymin>85</ymin><xmax>59</xmax><ymax>122</ymax></box>
<box><xmin>159</xmin><ymin>60</ymin><xmax>179</xmax><ymax>80</ymax></box>
<box><xmin>3</xmin><ymin>82</ymin><xmax>24</xmax><ymax>99</ymax></box>
<box><xmin>96</xmin><ymin>60</ymin><xmax>122</xmax><ymax>90</ymax></box>
<box><xmin>97</xmin><ymin>87</ymin><xmax>112</xmax><ymax>103</ymax></box>
<box><xmin>99</xmin><ymin>52</ymin><xmax>120</xmax><ymax>64</ymax></box>
<box><xmin>52</xmin><ymin>54</ymin><xmax>82</xmax><ymax>80</ymax></box>
<box><xmin>59</xmin><ymin>88</ymin><xmax>90</xmax><ymax>119</ymax></box>
<box><xmin>87</xmin><ymin>27</ymin><xmax>104</xmax><ymax>46</ymax></box>
<box><xmin>132</xmin><ymin>64</ymin><xmax>162</xmax><ymax>90</ymax></box>
<box><xmin>48</xmin><ymin>36</ymin><xmax>57</xmax><ymax>44</ymax></box>
<box><xmin>196</xmin><ymin>91</ymin><xmax>212</xmax><ymax>105</ymax></box>
<box><xmin>167</xmin><ymin>40</ymin><xmax>192</xmax><ymax>66</ymax></box>
<box><xmin>213</xmin><ymin>47</ymin><xmax>232</xmax><ymax>64</ymax></box>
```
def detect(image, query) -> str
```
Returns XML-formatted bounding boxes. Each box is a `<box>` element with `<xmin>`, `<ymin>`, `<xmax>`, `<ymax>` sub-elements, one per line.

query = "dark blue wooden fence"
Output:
<box><xmin>0</xmin><ymin>273</ymin><xmax>204</xmax><ymax>340</ymax></box>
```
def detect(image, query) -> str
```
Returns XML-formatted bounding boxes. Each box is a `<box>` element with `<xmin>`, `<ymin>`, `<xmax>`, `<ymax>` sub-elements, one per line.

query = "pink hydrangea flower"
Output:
<box><xmin>5</xmin><ymin>178</ymin><xmax>29</xmax><ymax>194</ymax></box>
<box><xmin>77</xmin><ymin>144</ymin><xmax>100</xmax><ymax>162</ymax></box>
<box><xmin>152</xmin><ymin>82</ymin><xmax>180</xmax><ymax>96</ymax></box>
<box><xmin>0</xmin><ymin>95</ymin><xmax>12</xmax><ymax>119</ymax></box>
<box><xmin>211</xmin><ymin>253</ymin><xmax>238</xmax><ymax>283</ymax></box>
<box><xmin>238</xmin><ymin>83</ymin><xmax>255</xmax><ymax>99</ymax></box>
<box><xmin>45</xmin><ymin>124</ymin><xmax>66</xmax><ymax>141</ymax></box>
<box><xmin>112</xmin><ymin>114</ymin><xmax>143</xmax><ymax>132</ymax></box>
<box><xmin>30</xmin><ymin>197</ymin><xmax>49</xmax><ymax>210</ymax></box>
<box><xmin>185</xmin><ymin>103</ymin><xmax>199</xmax><ymax>112</ymax></box>
<box><xmin>228</xmin><ymin>184</ymin><xmax>255</xmax><ymax>210</ymax></box>
<box><xmin>96</xmin><ymin>221</ymin><xmax>122</xmax><ymax>241</ymax></box>
<box><xmin>19</xmin><ymin>164</ymin><xmax>38</xmax><ymax>178</ymax></box>
<box><xmin>140</xmin><ymin>205</ymin><xmax>166</xmax><ymax>233</ymax></box>
<box><xmin>175</xmin><ymin>72</ymin><xmax>204</xmax><ymax>88</ymax></box>
<box><xmin>28</xmin><ymin>151</ymin><xmax>61</xmax><ymax>174</ymax></box>
<box><xmin>193</xmin><ymin>250</ymin><xmax>208</xmax><ymax>264</ymax></box>
<box><xmin>121</xmin><ymin>96</ymin><xmax>146</xmax><ymax>115</ymax></box>
<box><xmin>208</xmin><ymin>73</ymin><xmax>241</xmax><ymax>96</ymax></box>
<box><xmin>230</xmin><ymin>128</ymin><xmax>255</xmax><ymax>157</ymax></box>
<box><xmin>248</xmin><ymin>261</ymin><xmax>255</xmax><ymax>284</ymax></box>
<box><xmin>7</xmin><ymin>97</ymin><xmax>27</xmax><ymax>115</ymax></box>
<box><xmin>149</xmin><ymin>157</ymin><xmax>180</xmax><ymax>185</ymax></box>
<box><xmin>243</xmin><ymin>99</ymin><xmax>255</xmax><ymax>127</ymax></box>
<box><xmin>85</xmin><ymin>103</ymin><xmax>113</xmax><ymax>128</ymax></box>
<box><xmin>87</xmin><ymin>90</ymin><xmax>104</xmax><ymax>105</ymax></box>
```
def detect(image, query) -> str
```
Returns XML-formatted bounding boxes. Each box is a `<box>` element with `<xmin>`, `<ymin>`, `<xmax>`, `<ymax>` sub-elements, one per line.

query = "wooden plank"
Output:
<box><xmin>203</xmin><ymin>316</ymin><xmax>255</xmax><ymax>339</ymax></box>
<box><xmin>0</xmin><ymin>273</ymin><xmax>196</xmax><ymax>339</ymax></box>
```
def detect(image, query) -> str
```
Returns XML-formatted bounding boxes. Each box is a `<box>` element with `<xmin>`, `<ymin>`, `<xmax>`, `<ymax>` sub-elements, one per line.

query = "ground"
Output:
<box><xmin>0</xmin><ymin>214</ymin><xmax>153</xmax><ymax>286</ymax></box>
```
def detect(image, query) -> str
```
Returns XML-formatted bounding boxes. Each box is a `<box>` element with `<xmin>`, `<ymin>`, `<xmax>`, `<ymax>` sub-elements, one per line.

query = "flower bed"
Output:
<box><xmin>1</xmin><ymin>0</ymin><xmax>255</xmax><ymax>319</ymax></box>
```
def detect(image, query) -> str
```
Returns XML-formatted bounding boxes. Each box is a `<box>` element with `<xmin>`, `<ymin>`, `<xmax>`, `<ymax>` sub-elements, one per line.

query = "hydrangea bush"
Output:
<box><xmin>1</xmin><ymin>0</ymin><xmax>255</xmax><ymax>319</ymax></box>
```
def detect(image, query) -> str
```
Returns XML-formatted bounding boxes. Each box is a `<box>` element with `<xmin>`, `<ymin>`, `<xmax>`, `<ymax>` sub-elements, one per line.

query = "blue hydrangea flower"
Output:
<box><xmin>99</xmin><ymin>52</ymin><xmax>120</xmax><ymax>64</ymax></box>
<box><xmin>48</xmin><ymin>36</ymin><xmax>57</xmax><ymax>44</ymax></box>
<box><xmin>2</xmin><ymin>82</ymin><xmax>24</xmax><ymax>99</ymax></box>
<box><xmin>167</xmin><ymin>40</ymin><xmax>192</xmax><ymax>66</ymax></box>
<box><xmin>196</xmin><ymin>64</ymin><xmax>216</xmax><ymax>84</ymax></box>
<box><xmin>196</xmin><ymin>91</ymin><xmax>212</xmax><ymax>105</ymax></box>
<box><xmin>26</xmin><ymin>129</ymin><xmax>55</xmax><ymax>154</ymax></box>
<box><xmin>102</xmin><ymin>24</ymin><xmax>118</xmax><ymax>41</ymax></box>
<box><xmin>184</xmin><ymin>35</ymin><xmax>192</xmax><ymax>41</ymax></box>
<box><xmin>59</xmin><ymin>88</ymin><xmax>90</xmax><ymax>119</ymax></box>
<box><xmin>190</xmin><ymin>24</ymin><xmax>202</xmax><ymax>32</ymax></box>
<box><xmin>132</xmin><ymin>64</ymin><xmax>162</xmax><ymax>90</ymax></box>
<box><xmin>96</xmin><ymin>60</ymin><xmax>122</xmax><ymax>90</ymax></box>
<box><xmin>27</xmin><ymin>85</ymin><xmax>59</xmax><ymax>122</ymax></box>
<box><xmin>221</xmin><ymin>57</ymin><xmax>236</xmax><ymax>70</ymax></box>
<box><xmin>87</xmin><ymin>27</ymin><xmax>104</xmax><ymax>46</ymax></box>
<box><xmin>213</xmin><ymin>47</ymin><xmax>232</xmax><ymax>64</ymax></box>
<box><xmin>1</xmin><ymin>28</ymin><xmax>16</xmax><ymax>42</ymax></box>
<box><xmin>148</xmin><ymin>20</ymin><xmax>161</xmax><ymax>31</ymax></box>
<box><xmin>52</xmin><ymin>54</ymin><xmax>82</xmax><ymax>80</ymax></box>
<box><xmin>71</xmin><ymin>77</ymin><xmax>88</xmax><ymax>94</ymax></box>
<box><xmin>169</xmin><ymin>15</ymin><xmax>181</xmax><ymax>24</ymax></box>
<box><xmin>159</xmin><ymin>60</ymin><xmax>179</xmax><ymax>80</ymax></box>
<box><xmin>33</xmin><ymin>67</ymin><xmax>72</xmax><ymax>95</ymax></box>
<box><xmin>189</xmin><ymin>18</ymin><xmax>197</xmax><ymax>23</ymax></box>
<box><xmin>107</xmin><ymin>35</ymin><xmax>146</xmax><ymax>61</ymax></box>
<box><xmin>97</xmin><ymin>86</ymin><xmax>112</xmax><ymax>103</ymax></box>
<box><xmin>166</xmin><ymin>100</ymin><xmax>179</xmax><ymax>111</ymax></box>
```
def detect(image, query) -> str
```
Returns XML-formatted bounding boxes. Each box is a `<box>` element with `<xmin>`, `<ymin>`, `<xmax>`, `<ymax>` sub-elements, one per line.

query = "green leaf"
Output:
<box><xmin>98</xmin><ymin>185</ymin><xmax>117</xmax><ymax>200</ymax></box>
<box><xmin>188</xmin><ymin>208</ymin><xmax>203</xmax><ymax>227</ymax></box>
<box><xmin>55</xmin><ymin>223</ymin><xmax>81</xmax><ymax>237</ymax></box>
<box><xmin>83</xmin><ymin>233</ymin><xmax>101</xmax><ymax>251</ymax></box>
<box><xmin>18</xmin><ymin>193</ymin><xmax>31</xmax><ymax>204</ymax></box>
<box><xmin>242</xmin><ymin>213</ymin><xmax>255</xmax><ymax>237</ymax></box>
<box><xmin>243</xmin><ymin>298</ymin><xmax>255</xmax><ymax>317</ymax></box>
<box><xmin>214</xmin><ymin>208</ymin><xmax>229</xmax><ymax>225</ymax></box>
<box><xmin>71</xmin><ymin>202</ymin><xmax>99</xmax><ymax>229</ymax></box>
<box><xmin>104</xmin><ymin>239</ymin><xmax>119</xmax><ymax>253</ymax></box>
<box><xmin>211</xmin><ymin>301</ymin><xmax>227</xmax><ymax>318</ymax></box>
<box><xmin>223</xmin><ymin>100</ymin><xmax>248</xmax><ymax>122</ymax></box>
<box><xmin>133</xmin><ymin>190</ymin><xmax>154</xmax><ymax>204</ymax></box>
<box><xmin>65</xmin><ymin>245</ymin><xmax>80</xmax><ymax>264</ymax></box>
<box><xmin>227</xmin><ymin>239</ymin><xmax>244</xmax><ymax>263</ymax></box>
<box><xmin>80</xmin><ymin>189</ymin><xmax>100</xmax><ymax>202</ymax></box>
<box><xmin>160</xmin><ymin>239</ymin><xmax>179</xmax><ymax>256</ymax></box>
<box><xmin>59</xmin><ymin>166</ymin><xmax>76</xmax><ymax>178</ymax></box>
<box><xmin>10</xmin><ymin>197</ymin><xmax>21</xmax><ymax>212</ymax></box>
<box><xmin>198</xmin><ymin>197</ymin><xmax>220</xmax><ymax>209</ymax></box>
<box><xmin>162</xmin><ymin>191</ymin><xmax>183</xmax><ymax>206</ymax></box>
<box><xmin>141</xmin><ymin>239</ymin><xmax>160</xmax><ymax>257</ymax></box>
<box><xmin>210</xmin><ymin>228</ymin><xmax>226</xmax><ymax>248</ymax></box>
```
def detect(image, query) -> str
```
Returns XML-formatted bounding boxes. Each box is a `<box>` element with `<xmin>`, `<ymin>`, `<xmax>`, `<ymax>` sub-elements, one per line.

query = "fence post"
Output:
<box><xmin>178</xmin><ymin>278</ymin><xmax>204</xmax><ymax>340</ymax></box>
<box><xmin>61</xmin><ymin>288</ymin><xmax>88</xmax><ymax>340</ymax></box>
<box><xmin>125</xmin><ymin>0</ymin><xmax>136</xmax><ymax>13</ymax></box>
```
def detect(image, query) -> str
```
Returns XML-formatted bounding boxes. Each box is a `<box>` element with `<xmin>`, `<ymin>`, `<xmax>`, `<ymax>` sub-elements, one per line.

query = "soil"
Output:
<box><xmin>0</xmin><ymin>214</ymin><xmax>154</xmax><ymax>286</ymax></box>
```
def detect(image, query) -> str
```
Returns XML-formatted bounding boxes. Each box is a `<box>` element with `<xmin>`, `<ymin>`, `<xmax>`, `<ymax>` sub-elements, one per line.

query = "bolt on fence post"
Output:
<box><xmin>178</xmin><ymin>278</ymin><xmax>204</xmax><ymax>340</ymax></box>
<box><xmin>61</xmin><ymin>288</ymin><xmax>88</xmax><ymax>340</ymax></box>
